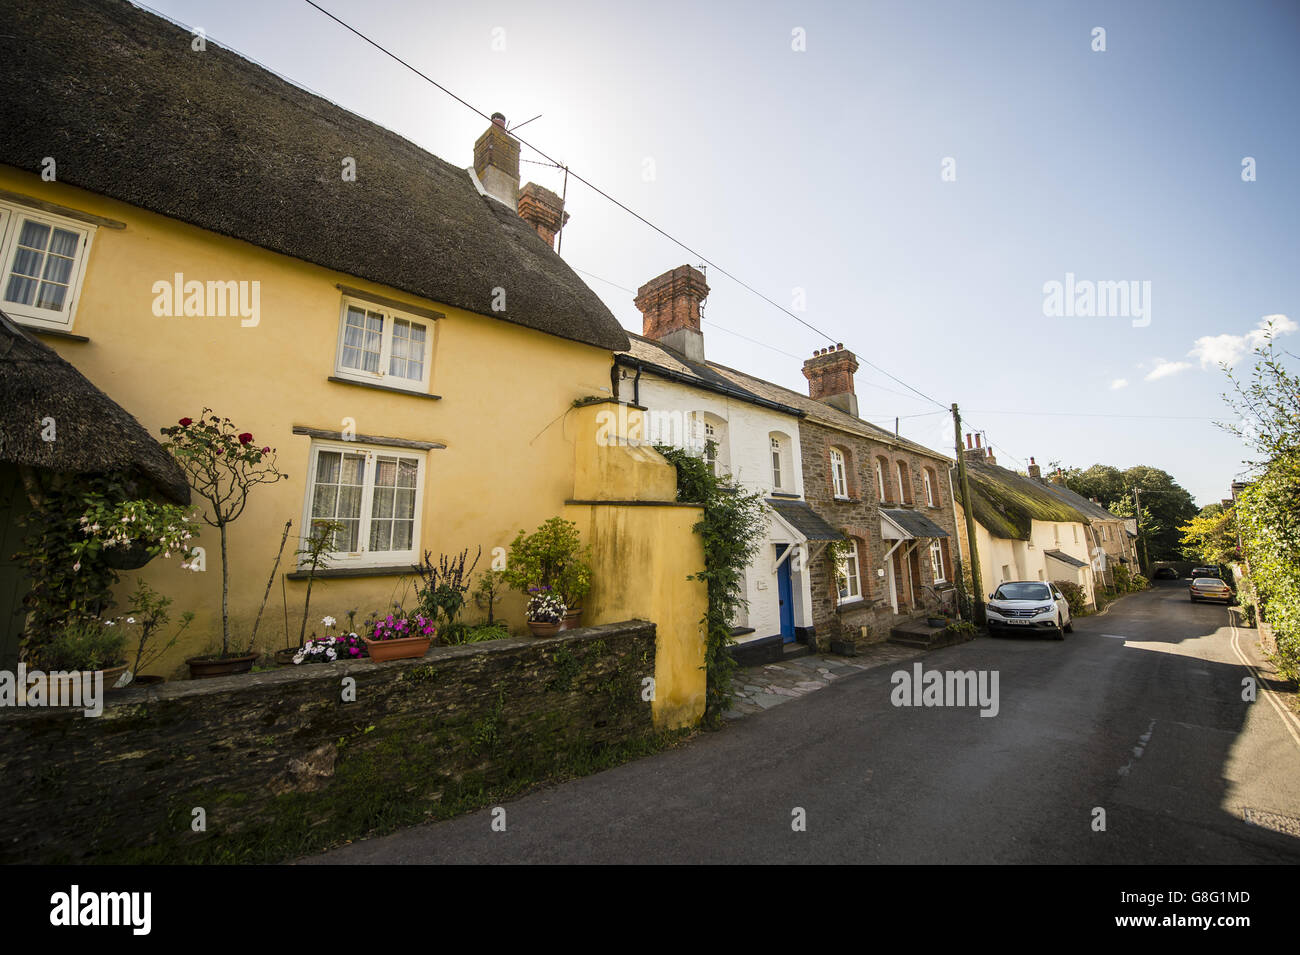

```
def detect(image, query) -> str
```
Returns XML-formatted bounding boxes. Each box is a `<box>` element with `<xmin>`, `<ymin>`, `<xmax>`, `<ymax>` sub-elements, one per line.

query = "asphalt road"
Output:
<box><xmin>305</xmin><ymin>581</ymin><xmax>1300</xmax><ymax>864</ymax></box>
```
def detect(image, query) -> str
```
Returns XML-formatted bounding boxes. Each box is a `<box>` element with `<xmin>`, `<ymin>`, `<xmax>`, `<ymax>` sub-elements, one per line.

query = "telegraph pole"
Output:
<box><xmin>952</xmin><ymin>403</ymin><xmax>985</xmax><ymax>623</ymax></box>
<box><xmin>1133</xmin><ymin>485</ymin><xmax>1150</xmax><ymax>573</ymax></box>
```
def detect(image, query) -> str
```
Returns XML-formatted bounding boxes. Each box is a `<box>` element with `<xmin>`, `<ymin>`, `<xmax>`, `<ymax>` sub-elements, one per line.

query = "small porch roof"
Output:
<box><xmin>880</xmin><ymin>507</ymin><xmax>949</xmax><ymax>541</ymax></box>
<box><xmin>1045</xmin><ymin>548</ymin><xmax>1087</xmax><ymax>569</ymax></box>
<box><xmin>765</xmin><ymin>498</ymin><xmax>843</xmax><ymax>542</ymax></box>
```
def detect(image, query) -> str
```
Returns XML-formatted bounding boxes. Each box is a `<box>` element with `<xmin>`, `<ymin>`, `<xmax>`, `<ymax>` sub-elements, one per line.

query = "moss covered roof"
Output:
<box><xmin>951</xmin><ymin>460</ymin><xmax>1087</xmax><ymax>541</ymax></box>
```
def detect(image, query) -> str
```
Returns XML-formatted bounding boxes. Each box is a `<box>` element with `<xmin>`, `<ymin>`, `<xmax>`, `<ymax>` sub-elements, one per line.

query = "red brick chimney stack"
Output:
<box><xmin>517</xmin><ymin>182</ymin><xmax>569</xmax><ymax>249</ymax></box>
<box><xmin>802</xmin><ymin>343</ymin><xmax>860</xmax><ymax>417</ymax></box>
<box><xmin>634</xmin><ymin>265</ymin><xmax>709</xmax><ymax>362</ymax></box>
<box><xmin>1028</xmin><ymin>457</ymin><xmax>1041</xmax><ymax>481</ymax></box>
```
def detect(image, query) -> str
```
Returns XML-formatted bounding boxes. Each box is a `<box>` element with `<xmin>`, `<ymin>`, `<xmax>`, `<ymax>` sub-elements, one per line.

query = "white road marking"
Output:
<box><xmin>1229</xmin><ymin>613</ymin><xmax>1300</xmax><ymax>752</ymax></box>
<box><xmin>1118</xmin><ymin>718</ymin><xmax>1157</xmax><ymax>776</ymax></box>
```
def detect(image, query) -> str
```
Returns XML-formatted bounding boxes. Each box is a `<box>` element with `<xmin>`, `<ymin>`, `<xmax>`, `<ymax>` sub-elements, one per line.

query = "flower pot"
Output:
<box><xmin>560</xmin><ymin>609</ymin><xmax>583</xmax><ymax>631</ymax></box>
<box><xmin>274</xmin><ymin>648</ymin><xmax>300</xmax><ymax>666</ymax></box>
<box><xmin>527</xmin><ymin>620</ymin><xmax>562</xmax><ymax>638</ymax></box>
<box><xmin>102</xmin><ymin>540</ymin><xmax>154</xmax><ymax>570</ymax></box>
<box><xmin>363</xmin><ymin>635</ymin><xmax>431</xmax><ymax>662</ymax></box>
<box><xmin>186</xmin><ymin>652</ymin><xmax>259</xmax><ymax>679</ymax></box>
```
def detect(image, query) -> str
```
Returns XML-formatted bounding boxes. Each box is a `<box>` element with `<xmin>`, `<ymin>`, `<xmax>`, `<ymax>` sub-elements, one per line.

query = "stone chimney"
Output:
<box><xmin>802</xmin><ymin>344</ymin><xmax>859</xmax><ymax>417</ymax></box>
<box><xmin>634</xmin><ymin>265</ymin><xmax>708</xmax><ymax>363</ymax></box>
<box><xmin>1028</xmin><ymin>457</ymin><xmax>1042</xmax><ymax>481</ymax></box>
<box><xmin>1051</xmin><ymin>468</ymin><xmax>1066</xmax><ymax>484</ymax></box>
<box><xmin>963</xmin><ymin>433</ymin><xmax>987</xmax><ymax>465</ymax></box>
<box><xmin>473</xmin><ymin>112</ymin><xmax>520</xmax><ymax>207</ymax></box>
<box><xmin>517</xmin><ymin>182</ymin><xmax>569</xmax><ymax>249</ymax></box>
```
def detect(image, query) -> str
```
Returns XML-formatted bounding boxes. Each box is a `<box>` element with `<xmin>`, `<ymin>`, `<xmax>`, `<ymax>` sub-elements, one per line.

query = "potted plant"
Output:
<box><xmin>286</xmin><ymin>519</ymin><xmax>343</xmax><ymax>660</ymax></box>
<box><xmin>413</xmin><ymin>547</ymin><xmax>480</xmax><ymax>644</ymax></box>
<box><xmin>293</xmin><ymin>616</ymin><xmax>368</xmax><ymax>665</ymax></box>
<box><xmin>28</xmin><ymin>615</ymin><xmax>128</xmax><ymax>700</ymax></box>
<box><xmin>74</xmin><ymin>497</ymin><xmax>199</xmax><ymax>572</ymax></box>
<box><xmin>113</xmin><ymin>580</ymin><xmax>194</xmax><ymax>688</ymax></box>
<box><xmin>160</xmin><ymin>411</ymin><xmax>287</xmax><ymax>678</ymax></box>
<box><xmin>524</xmin><ymin>588</ymin><xmax>566</xmax><ymax>638</ymax></box>
<box><xmin>362</xmin><ymin>612</ymin><xmax>437</xmax><ymax>662</ymax></box>
<box><xmin>505</xmin><ymin>517</ymin><xmax>591</xmax><ymax>630</ymax></box>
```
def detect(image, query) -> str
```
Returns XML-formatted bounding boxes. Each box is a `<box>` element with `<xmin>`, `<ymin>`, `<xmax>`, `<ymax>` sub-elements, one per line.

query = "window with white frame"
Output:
<box><xmin>923</xmin><ymin>469</ymin><xmax>936</xmax><ymax>506</ymax></box>
<box><xmin>830</xmin><ymin>448</ymin><xmax>848</xmax><ymax>498</ymax></box>
<box><xmin>770</xmin><ymin>436</ymin><xmax>783</xmax><ymax>489</ymax></box>
<box><xmin>335</xmin><ymin>296</ymin><xmax>434</xmax><ymax>392</ymax></box>
<box><xmin>929</xmin><ymin>540</ymin><xmax>946</xmax><ymax>583</ymax></box>
<box><xmin>876</xmin><ymin>458</ymin><xmax>887</xmax><ymax>501</ymax></box>
<box><xmin>303</xmin><ymin>442</ymin><xmax>424</xmax><ymax>566</ymax></box>
<box><xmin>836</xmin><ymin>539</ymin><xmax>861</xmax><ymax>604</ymax></box>
<box><xmin>0</xmin><ymin>203</ymin><xmax>96</xmax><ymax>330</ymax></box>
<box><xmin>896</xmin><ymin>461</ymin><xmax>912</xmax><ymax>504</ymax></box>
<box><xmin>1073</xmin><ymin>525</ymin><xmax>1079</xmax><ymax>543</ymax></box>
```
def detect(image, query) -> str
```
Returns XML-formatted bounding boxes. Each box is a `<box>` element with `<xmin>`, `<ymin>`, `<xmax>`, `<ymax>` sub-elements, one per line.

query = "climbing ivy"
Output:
<box><xmin>655</xmin><ymin>445</ymin><xmax>766</xmax><ymax>726</ymax></box>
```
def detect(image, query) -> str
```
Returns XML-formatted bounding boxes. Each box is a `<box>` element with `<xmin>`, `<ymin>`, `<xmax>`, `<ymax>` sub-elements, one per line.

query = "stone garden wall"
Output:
<box><xmin>0</xmin><ymin>620</ymin><xmax>658</xmax><ymax>863</ymax></box>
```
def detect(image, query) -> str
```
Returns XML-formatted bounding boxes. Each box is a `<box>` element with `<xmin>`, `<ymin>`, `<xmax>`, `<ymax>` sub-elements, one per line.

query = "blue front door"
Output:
<box><xmin>775</xmin><ymin>545</ymin><xmax>795</xmax><ymax>643</ymax></box>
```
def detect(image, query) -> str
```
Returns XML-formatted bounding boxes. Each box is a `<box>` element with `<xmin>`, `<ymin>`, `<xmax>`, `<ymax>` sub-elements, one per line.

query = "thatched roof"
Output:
<box><xmin>952</xmin><ymin>460</ymin><xmax>1086</xmax><ymax>541</ymax></box>
<box><xmin>0</xmin><ymin>0</ymin><xmax>628</xmax><ymax>352</ymax></box>
<box><xmin>0</xmin><ymin>311</ymin><xmax>190</xmax><ymax>503</ymax></box>
<box><xmin>1039</xmin><ymin>481</ymin><xmax>1122</xmax><ymax>523</ymax></box>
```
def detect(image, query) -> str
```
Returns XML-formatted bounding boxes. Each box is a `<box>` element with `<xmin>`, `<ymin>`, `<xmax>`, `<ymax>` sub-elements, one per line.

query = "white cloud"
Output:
<box><xmin>1110</xmin><ymin>378</ymin><xmax>1128</xmax><ymax>390</ymax></box>
<box><xmin>1145</xmin><ymin>359</ymin><xmax>1192</xmax><ymax>381</ymax></box>
<box><xmin>1189</xmin><ymin>314</ymin><xmax>1296</xmax><ymax>369</ymax></box>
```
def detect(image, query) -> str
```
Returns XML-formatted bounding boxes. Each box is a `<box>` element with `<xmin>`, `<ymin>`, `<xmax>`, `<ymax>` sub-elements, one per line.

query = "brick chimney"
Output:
<box><xmin>517</xmin><ymin>182</ymin><xmax>569</xmax><ymax>248</ymax></box>
<box><xmin>634</xmin><ymin>265</ymin><xmax>708</xmax><ymax>363</ymax></box>
<box><xmin>802</xmin><ymin>344</ymin><xmax>859</xmax><ymax>417</ymax></box>
<box><xmin>1051</xmin><ymin>467</ymin><xmax>1066</xmax><ymax>484</ymax></box>
<box><xmin>473</xmin><ymin>112</ymin><xmax>520</xmax><ymax>207</ymax></box>
<box><xmin>1028</xmin><ymin>457</ymin><xmax>1042</xmax><ymax>481</ymax></box>
<box><xmin>963</xmin><ymin>433</ymin><xmax>985</xmax><ymax>465</ymax></box>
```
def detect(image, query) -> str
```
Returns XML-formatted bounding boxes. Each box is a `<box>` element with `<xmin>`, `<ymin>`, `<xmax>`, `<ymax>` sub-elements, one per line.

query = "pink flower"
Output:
<box><xmin>262</xmin><ymin>446</ymin><xmax>270</xmax><ymax>454</ymax></box>
<box><xmin>238</xmin><ymin>433</ymin><xmax>253</xmax><ymax>444</ymax></box>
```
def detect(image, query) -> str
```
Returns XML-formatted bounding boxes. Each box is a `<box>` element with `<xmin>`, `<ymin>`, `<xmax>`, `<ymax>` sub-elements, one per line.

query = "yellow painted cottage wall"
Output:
<box><xmin>2</xmin><ymin>169</ymin><xmax>645</xmax><ymax>677</ymax></box>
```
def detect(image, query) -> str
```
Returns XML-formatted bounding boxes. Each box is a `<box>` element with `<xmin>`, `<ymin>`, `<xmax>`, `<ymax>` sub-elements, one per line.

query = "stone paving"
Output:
<box><xmin>725</xmin><ymin>641</ymin><xmax>926</xmax><ymax>720</ymax></box>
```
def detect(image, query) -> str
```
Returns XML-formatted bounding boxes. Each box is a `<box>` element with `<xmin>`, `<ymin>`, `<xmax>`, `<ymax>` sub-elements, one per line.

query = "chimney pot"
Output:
<box><xmin>491</xmin><ymin>112</ymin><xmax>507</xmax><ymax>127</ymax></box>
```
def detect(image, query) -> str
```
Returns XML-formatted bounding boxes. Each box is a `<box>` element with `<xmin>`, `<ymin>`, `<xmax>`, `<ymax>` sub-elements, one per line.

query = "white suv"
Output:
<box><xmin>986</xmin><ymin>581</ymin><xmax>1073</xmax><ymax>640</ymax></box>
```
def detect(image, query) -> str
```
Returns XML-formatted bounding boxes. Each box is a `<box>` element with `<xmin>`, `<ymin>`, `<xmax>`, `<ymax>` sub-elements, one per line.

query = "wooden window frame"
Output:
<box><xmin>334</xmin><ymin>295</ymin><xmax>435</xmax><ymax>394</ymax></box>
<box><xmin>0</xmin><ymin>202</ymin><xmax>97</xmax><ymax>331</ymax></box>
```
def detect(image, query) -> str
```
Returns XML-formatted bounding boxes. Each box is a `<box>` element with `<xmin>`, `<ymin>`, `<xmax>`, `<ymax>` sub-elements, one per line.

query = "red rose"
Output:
<box><xmin>179</xmin><ymin>417</ymin><xmax>192</xmax><ymax>426</ymax></box>
<box><xmin>262</xmin><ymin>446</ymin><xmax>270</xmax><ymax>454</ymax></box>
<box><xmin>238</xmin><ymin>433</ymin><xmax>253</xmax><ymax>444</ymax></box>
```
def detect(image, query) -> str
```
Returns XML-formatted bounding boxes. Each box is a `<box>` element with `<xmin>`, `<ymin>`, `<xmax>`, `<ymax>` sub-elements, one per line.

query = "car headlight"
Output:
<box><xmin>1036</xmin><ymin>605</ymin><xmax>1055</xmax><ymax>615</ymax></box>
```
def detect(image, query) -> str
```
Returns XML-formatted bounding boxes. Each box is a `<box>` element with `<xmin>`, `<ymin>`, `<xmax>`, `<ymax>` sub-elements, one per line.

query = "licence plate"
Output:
<box><xmin>1008</xmin><ymin>619</ymin><xmax>1032</xmax><ymax>625</ymax></box>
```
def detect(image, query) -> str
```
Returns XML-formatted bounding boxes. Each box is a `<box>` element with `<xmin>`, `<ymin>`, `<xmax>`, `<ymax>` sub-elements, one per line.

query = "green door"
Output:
<box><xmin>0</xmin><ymin>463</ymin><xmax>32</xmax><ymax>669</ymax></box>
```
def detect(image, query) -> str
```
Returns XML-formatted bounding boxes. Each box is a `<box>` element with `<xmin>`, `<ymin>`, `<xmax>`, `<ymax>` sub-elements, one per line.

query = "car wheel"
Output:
<box><xmin>1054</xmin><ymin>616</ymin><xmax>1066</xmax><ymax>640</ymax></box>
<box><xmin>1064</xmin><ymin>618</ymin><xmax>1074</xmax><ymax>633</ymax></box>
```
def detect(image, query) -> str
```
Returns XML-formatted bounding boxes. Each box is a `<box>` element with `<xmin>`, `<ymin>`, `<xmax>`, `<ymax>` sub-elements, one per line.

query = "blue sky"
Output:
<box><xmin>138</xmin><ymin>0</ymin><xmax>1299</xmax><ymax>504</ymax></box>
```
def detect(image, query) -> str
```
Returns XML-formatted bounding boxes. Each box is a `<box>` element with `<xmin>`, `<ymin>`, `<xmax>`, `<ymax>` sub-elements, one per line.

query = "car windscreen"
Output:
<box><xmin>1193</xmin><ymin>578</ymin><xmax>1227</xmax><ymax>588</ymax></box>
<box><xmin>993</xmin><ymin>583</ymin><xmax>1052</xmax><ymax>601</ymax></box>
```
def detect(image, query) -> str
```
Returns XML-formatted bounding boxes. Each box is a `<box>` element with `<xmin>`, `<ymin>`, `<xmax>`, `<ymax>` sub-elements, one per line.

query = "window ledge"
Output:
<box><xmin>285</xmin><ymin>564</ymin><xmax>418</xmax><ymax>581</ymax></box>
<box><xmin>769</xmin><ymin>491</ymin><xmax>801</xmax><ymax>499</ymax></box>
<box><xmin>835</xmin><ymin>597</ymin><xmax>869</xmax><ymax>612</ymax></box>
<box><xmin>17</xmin><ymin>323</ymin><xmax>89</xmax><ymax>343</ymax></box>
<box><xmin>327</xmin><ymin>376</ymin><xmax>441</xmax><ymax>400</ymax></box>
<box><xmin>832</xmin><ymin>496</ymin><xmax>860</xmax><ymax>504</ymax></box>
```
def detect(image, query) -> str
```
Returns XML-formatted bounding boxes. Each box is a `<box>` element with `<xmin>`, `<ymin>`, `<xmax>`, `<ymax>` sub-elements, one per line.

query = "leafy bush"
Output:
<box><xmin>1131</xmin><ymin>573</ymin><xmax>1149</xmax><ymax>590</ymax></box>
<box><xmin>505</xmin><ymin>518</ymin><xmax>592</xmax><ymax>608</ymax></box>
<box><xmin>414</xmin><ymin>548</ymin><xmax>481</xmax><ymax>633</ymax></box>
<box><xmin>943</xmin><ymin>620</ymin><xmax>977</xmax><ymax>637</ymax></box>
<box><xmin>1053</xmin><ymin>580</ymin><xmax>1089</xmax><ymax>616</ymax></box>
<box><xmin>37</xmin><ymin>617</ymin><xmax>126</xmax><ymax>671</ymax></box>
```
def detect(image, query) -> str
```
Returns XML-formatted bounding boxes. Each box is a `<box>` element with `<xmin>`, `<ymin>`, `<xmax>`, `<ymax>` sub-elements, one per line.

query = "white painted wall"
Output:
<box><xmin>636</xmin><ymin>373</ymin><xmax>813</xmax><ymax>640</ymax></box>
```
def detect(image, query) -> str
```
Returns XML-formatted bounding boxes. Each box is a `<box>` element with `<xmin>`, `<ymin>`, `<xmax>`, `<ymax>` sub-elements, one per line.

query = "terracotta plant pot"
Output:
<box><xmin>527</xmin><ymin>620</ymin><xmax>562</xmax><ymax>638</ymax></box>
<box><xmin>186</xmin><ymin>652</ymin><xmax>259</xmax><ymax>679</ymax></box>
<box><xmin>560</xmin><ymin>609</ymin><xmax>583</xmax><ymax>631</ymax></box>
<box><xmin>363</xmin><ymin>635</ymin><xmax>431</xmax><ymax>662</ymax></box>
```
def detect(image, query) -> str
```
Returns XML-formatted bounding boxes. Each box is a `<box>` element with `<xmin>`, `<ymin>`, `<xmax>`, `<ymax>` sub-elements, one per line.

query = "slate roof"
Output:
<box><xmin>706</xmin><ymin>360</ymin><xmax>950</xmax><ymax>461</ymax></box>
<box><xmin>766</xmin><ymin>498</ymin><xmax>844</xmax><ymax>541</ymax></box>
<box><xmin>952</xmin><ymin>459</ymin><xmax>1089</xmax><ymax>541</ymax></box>
<box><xmin>1045</xmin><ymin>549</ymin><xmax>1087</xmax><ymax>569</ymax></box>
<box><xmin>0</xmin><ymin>310</ymin><xmax>189</xmax><ymax>502</ymax></box>
<box><xmin>619</xmin><ymin>336</ymin><xmax>805</xmax><ymax>416</ymax></box>
<box><xmin>881</xmin><ymin>507</ymin><xmax>950</xmax><ymax>539</ymax></box>
<box><xmin>0</xmin><ymin>0</ymin><xmax>628</xmax><ymax>351</ymax></box>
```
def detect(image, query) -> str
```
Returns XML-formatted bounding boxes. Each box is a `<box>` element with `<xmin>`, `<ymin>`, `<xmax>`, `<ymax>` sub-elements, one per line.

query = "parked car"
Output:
<box><xmin>1153</xmin><ymin>567</ymin><xmax>1180</xmax><ymax>580</ymax></box>
<box><xmin>1189</xmin><ymin>577</ymin><xmax>1234</xmax><ymax>604</ymax></box>
<box><xmin>986</xmin><ymin>581</ymin><xmax>1073</xmax><ymax>640</ymax></box>
<box><xmin>1191</xmin><ymin>566</ymin><xmax>1223</xmax><ymax>579</ymax></box>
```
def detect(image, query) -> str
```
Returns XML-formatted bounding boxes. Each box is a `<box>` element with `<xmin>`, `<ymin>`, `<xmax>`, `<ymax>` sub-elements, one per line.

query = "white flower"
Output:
<box><xmin>72</xmin><ymin>561</ymin><xmax>81</xmax><ymax>572</ymax></box>
<box><xmin>322</xmin><ymin>616</ymin><xmax>337</xmax><ymax>627</ymax></box>
<box><xmin>126</xmin><ymin>617</ymin><xmax>136</xmax><ymax>624</ymax></box>
<box><xmin>104</xmin><ymin>620</ymin><xmax>115</xmax><ymax>627</ymax></box>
